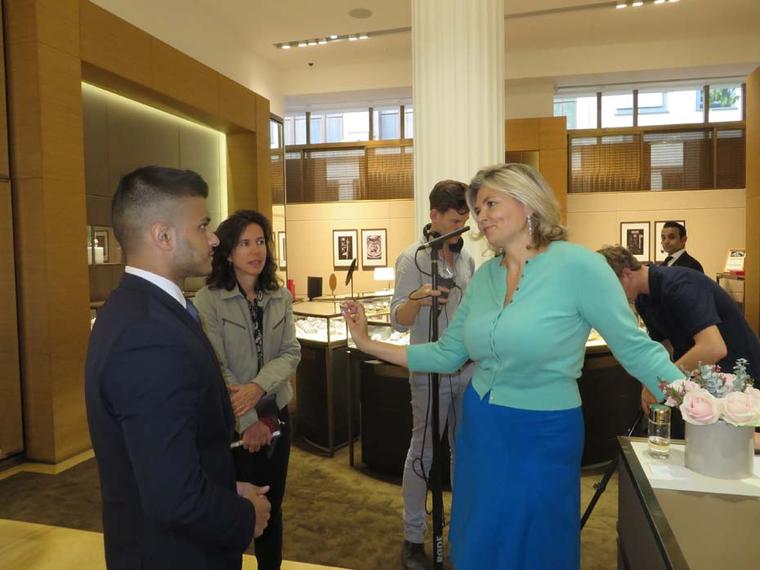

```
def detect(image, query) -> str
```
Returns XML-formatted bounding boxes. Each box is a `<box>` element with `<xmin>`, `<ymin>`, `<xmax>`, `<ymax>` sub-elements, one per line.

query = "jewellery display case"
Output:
<box><xmin>292</xmin><ymin>301</ymin><xmax>352</xmax><ymax>455</ymax></box>
<box><xmin>292</xmin><ymin>293</ymin><xmax>397</xmax><ymax>456</ymax></box>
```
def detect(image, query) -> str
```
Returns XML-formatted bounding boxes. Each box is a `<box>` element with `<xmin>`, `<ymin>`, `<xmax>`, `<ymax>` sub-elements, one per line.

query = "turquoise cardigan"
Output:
<box><xmin>406</xmin><ymin>241</ymin><xmax>683</xmax><ymax>411</ymax></box>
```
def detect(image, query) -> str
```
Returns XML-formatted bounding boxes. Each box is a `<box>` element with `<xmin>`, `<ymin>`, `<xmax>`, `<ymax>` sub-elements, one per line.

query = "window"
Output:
<box><xmin>553</xmin><ymin>95</ymin><xmax>596</xmax><ymax>129</ymax></box>
<box><xmin>372</xmin><ymin>107</ymin><xmax>400</xmax><ymax>140</ymax></box>
<box><xmin>309</xmin><ymin>114</ymin><xmax>325</xmax><ymax>144</ymax></box>
<box><xmin>270</xmin><ymin>119</ymin><xmax>285</xmax><ymax>204</ymax></box>
<box><xmin>707</xmin><ymin>84</ymin><xmax>743</xmax><ymax>122</ymax></box>
<box><xmin>555</xmin><ymin>81</ymin><xmax>744</xmax><ymax>130</ymax></box>
<box><xmin>284</xmin><ymin>114</ymin><xmax>306</xmax><ymax>145</ymax></box>
<box><xmin>637</xmin><ymin>87</ymin><xmax>703</xmax><ymax>126</ymax></box>
<box><xmin>404</xmin><ymin>106</ymin><xmax>414</xmax><ymax>139</ymax></box>
<box><xmin>602</xmin><ymin>92</ymin><xmax>633</xmax><ymax>128</ymax></box>
<box><xmin>269</xmin><ymin>120</ymin><xmax>281</xmax><ymax>149</ymax></box>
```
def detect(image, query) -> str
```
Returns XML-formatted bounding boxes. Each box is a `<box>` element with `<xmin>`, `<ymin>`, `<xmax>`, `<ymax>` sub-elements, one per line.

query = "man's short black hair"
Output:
<box><xmin>112</xmin><ymin>166</ymin><xmax>208</xmax><ymax>254</ymax></box>
<box><xmin>429</xmin><ymin>180</ymin><xmax>468</xmax><ymax>214</ymax></box>
<box><xmin>663</xmin><ymin>221</ymin><xmax>687</xmax><ymax>239</ymax></box>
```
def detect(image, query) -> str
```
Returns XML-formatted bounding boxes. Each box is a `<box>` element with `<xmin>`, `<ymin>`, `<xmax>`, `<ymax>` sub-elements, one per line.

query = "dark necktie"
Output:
<box><xmin>663</xmin><ymin>255</ymin><xmax>673</xmax><ymax>266</ymax></box>
<box><xmin>185</xmin><ymin>298</ymin><xmax>201</xmax><ymax>323</ymax></box>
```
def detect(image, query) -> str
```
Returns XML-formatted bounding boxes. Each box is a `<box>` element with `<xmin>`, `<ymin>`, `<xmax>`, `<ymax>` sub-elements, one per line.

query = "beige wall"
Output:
<box><xmin>284</xmin><ymin>200</ymin><xmax>415</xmax><ymax>297</ymax></box>
<box><xmin>272</xmin><ymin>204</ymin><xmax>287</xmax><ymax>284</ymax></box>
<box><xmin>567</xmin><ymin>189</ymin><xmax>746</xmax><ymax>279</ymax></box>
<box><xmin>505</xmin><ymin>79</ymin><xmax>555</xmax><ymax>119</ymax></box>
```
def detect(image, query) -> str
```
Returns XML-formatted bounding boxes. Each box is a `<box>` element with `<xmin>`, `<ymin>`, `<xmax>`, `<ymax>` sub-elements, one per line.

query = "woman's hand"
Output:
<box><xmin>341</xmin><ymin>301</ymin><xmax>370</xmax><ymax>349</ymax></box>
<box><xmin>342</xmin><ymin>300</ymin><xmax>409</xmax><ymax>368</ymax></box>
<box><xmin>228</xmin><ymin>382</ymin><xmax>265</xmax><ymax>417</ymax></box>
<box><xmin>641</xmin><ymin>386</ymin><xmax>658</xmax><ymax>414</ymax></box>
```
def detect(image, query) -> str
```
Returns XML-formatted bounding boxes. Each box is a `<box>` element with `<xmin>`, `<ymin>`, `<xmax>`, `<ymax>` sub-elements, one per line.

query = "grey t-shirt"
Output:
<box><xmin>390</xmin><ymin>237</ymin><xmax>475</xmax><ymax>347</ymax></box>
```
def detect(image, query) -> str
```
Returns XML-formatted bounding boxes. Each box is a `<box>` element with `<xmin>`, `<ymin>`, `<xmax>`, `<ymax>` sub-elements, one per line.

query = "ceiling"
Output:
<box><xmin>188</xmin><ymin>0</ymin><xmax>760</xmax><ymax>70</ymax></box>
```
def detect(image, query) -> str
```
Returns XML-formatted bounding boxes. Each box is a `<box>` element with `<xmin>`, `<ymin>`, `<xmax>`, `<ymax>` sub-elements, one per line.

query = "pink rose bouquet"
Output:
<box><xmin>659</xmin><ymin>359</ymin><xmax>760</xmax><ymax>426</ymax></box>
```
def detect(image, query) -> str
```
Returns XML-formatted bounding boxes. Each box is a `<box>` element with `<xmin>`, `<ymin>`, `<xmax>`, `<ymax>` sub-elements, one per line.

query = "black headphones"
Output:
<box><xmin>423</xmin><ymin>223</ymin><xmax>464</xmax><ymax>253</ymax></box>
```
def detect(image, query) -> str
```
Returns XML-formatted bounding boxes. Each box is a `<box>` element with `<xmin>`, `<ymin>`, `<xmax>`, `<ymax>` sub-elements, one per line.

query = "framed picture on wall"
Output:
<box><xmin>653</xmin><ymin>220</ymin><xmax>686</xmax><ymax>263</ymax></box>
<box><xmin>333</xmin><ymin>229</ymin><xmax>358</xmax><ymax>269</ymax></box>
<box><xmin>278</xmin><ymin>231</ymin><xmax>287</xmax><ymax>269</ymax></box>
<box><xmin>93</xmin><ymin>229</ymin><xmax>110</xmax><ymax>264</ymax></box>
<box><xmin>361</xmin><ymin>228</ymin><xmax>387</xmax><ymax>268</ymax></box>
<box><xmin>724</xmin><ymin>248</ymin><xmax>745</xmax><ymax>273</ymax></box>
<box><xmin>620</xmin><ymin>221</ymin><xmax>650</xmax><ymax>262</ymax></box>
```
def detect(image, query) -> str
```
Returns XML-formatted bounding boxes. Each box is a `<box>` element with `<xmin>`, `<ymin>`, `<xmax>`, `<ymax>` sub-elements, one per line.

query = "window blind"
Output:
<box><xmin>366</xmin><ymin>145</ymin><xmax>414</xmax><ymax>199</ymax></box>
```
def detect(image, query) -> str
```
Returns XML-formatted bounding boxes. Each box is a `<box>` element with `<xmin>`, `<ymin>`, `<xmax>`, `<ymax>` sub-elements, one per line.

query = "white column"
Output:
<box><xmin>412</xmin><ymin>0</ymin><xmax>505</xmax><ymax>263</ymax></box>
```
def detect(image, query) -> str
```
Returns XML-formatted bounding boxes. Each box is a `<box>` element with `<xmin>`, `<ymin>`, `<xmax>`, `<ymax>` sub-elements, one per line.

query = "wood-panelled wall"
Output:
<box><xmin>505</xmin><ymin>116</ymin><xmax>568</xmax><ymax>220</ymax></box>
<box><xmin>4</xmin><ymin>0</ymin><xmax>271</xmax><ymax>463</ymax></box>
<box><xmin>0</xmin><ymin>2</ymin><xmax>23</xmax><ymax>462</ymax></box>
<box><xmin>746</xmin><ymin>66</ymin><xmax>760</xmax><ymax>334</ymax></box>
<box><xmin>78</xmin><ymin>1</ymin><xmax>271</xmax><ymax>217</ymax></box>
<box><xmin>5</xmin><ymin>0</ymin><xmax>91</xmax><ymax>462</ymax></box>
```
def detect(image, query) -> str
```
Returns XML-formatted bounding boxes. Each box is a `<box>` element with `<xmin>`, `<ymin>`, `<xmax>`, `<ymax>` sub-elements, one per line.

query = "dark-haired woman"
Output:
<box><xmin>195</xmin><ymin>210</ymin><xmax>300</xmax><ymax>570</ymax></box>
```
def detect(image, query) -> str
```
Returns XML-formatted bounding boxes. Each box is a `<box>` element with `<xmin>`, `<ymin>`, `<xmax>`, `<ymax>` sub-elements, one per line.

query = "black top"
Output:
<box><xmin>668</xmin><ymin>250</ymin><xmax>704</xmax><ymax>273</ymax></box>
<box><xmin>635</xmin><ymin>265</ymin><xmax>760</xmax><ymax>377</ymax></box>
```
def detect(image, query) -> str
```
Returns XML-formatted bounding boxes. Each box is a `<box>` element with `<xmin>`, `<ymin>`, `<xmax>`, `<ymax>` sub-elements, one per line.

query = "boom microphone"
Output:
<box><xmin>416</xmin><ymin>226</ymin><xmax>470</xmax><ymax>251</ymax></box>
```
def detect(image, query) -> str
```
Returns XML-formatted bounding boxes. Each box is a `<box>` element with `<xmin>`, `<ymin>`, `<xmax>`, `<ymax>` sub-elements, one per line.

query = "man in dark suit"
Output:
<box><xmin>85</xmin><ymin>166</ymin><xmax>270</xmax><ymax>570</ymax></box>
<box><xmin>660</xmin><ymin>221</ymin><xmax>703</xmax><ymax>272</ymax></box>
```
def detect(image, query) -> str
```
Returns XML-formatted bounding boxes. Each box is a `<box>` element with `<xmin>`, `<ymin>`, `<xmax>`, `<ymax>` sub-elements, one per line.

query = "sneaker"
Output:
<box><xmin>402</xmin><ymin>540</ymin><xmax>430</xmax><ymax>570</ymax></box>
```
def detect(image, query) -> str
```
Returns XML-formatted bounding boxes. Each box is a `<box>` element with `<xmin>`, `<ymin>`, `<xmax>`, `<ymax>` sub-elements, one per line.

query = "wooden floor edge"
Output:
<box><xmin>0</xmin><ymin>449</ymin><xmax>95</xmax><ymax>481</ymax></box>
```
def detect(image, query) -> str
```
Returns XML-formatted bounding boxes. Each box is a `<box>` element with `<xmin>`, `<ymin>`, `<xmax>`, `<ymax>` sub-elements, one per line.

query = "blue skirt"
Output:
<box><xmin>450</xmin><ymin>384</ymin><xmax>584</xmax><ymax>570</ymax></box>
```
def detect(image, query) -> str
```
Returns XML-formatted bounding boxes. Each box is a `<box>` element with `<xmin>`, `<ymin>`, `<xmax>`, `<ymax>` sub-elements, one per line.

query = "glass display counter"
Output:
<box><xmin>291</xmin><ymin>301</ymin><xmax>355</xmax><ymax>455</ymax></box>
<box><xmin>293</xmin><ymin>301</ymin><xmax>347</xmax><ymax>345</ymax></box>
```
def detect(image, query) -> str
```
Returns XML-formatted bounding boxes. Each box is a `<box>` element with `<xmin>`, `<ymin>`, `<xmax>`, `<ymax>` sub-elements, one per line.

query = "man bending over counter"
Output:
<box><xmin>598</xmin><ymin>245</ymin><xmax>760</xmax><ymax>448</ymax></box>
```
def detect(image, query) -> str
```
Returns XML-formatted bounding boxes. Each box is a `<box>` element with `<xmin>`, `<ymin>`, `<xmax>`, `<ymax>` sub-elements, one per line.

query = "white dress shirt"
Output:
<box><xmin>125</xmin><ymin>266</ymin><xmax>187</xmax><ymax>309</ymax></box>
<box><xmin>665</xmin><ymin>248</ymin><xmax>686</xmax><ymax>266</ymax></box>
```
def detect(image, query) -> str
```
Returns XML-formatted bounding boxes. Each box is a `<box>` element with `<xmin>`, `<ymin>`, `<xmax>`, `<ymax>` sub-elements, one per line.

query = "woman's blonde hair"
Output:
<box><xmin>467</xmin><ymin>163</ymin><xmax>567</xmax><ymax>250</ymax></box>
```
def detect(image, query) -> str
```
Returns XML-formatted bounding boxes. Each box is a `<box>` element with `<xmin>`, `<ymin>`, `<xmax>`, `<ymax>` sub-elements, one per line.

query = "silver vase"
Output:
<box><xmin>684</xmin><ymin>420</ymin><xmax>754</xmax><ymax>479</ymax></box>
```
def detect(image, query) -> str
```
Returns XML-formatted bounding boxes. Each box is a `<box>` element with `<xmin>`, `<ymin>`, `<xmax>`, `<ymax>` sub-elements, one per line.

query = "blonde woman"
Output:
<box><xmin>343</xmin><ymin>163</ymin><xmax>682</xmax><ymax>569</ymax></box>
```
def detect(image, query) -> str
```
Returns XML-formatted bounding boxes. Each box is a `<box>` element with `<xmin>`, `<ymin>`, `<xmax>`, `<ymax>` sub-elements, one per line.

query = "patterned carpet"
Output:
<box><xmin>0</xmin><ymin>442</ymin><xmax>620</xmax><ymax>569</ymax></box>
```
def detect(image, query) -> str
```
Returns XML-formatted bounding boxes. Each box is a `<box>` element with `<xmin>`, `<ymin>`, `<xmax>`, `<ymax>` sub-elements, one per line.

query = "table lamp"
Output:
<box><xmin>373</xmin><ymin>267</ymin><xmax>395</xmax><ymax>292</ymax></box>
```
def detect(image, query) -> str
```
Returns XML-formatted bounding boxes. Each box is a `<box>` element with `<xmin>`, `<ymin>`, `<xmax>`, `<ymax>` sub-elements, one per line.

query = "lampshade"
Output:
<box><xmin>373</xmin><ymin>267</ymin><xmax>395</xmax><ymax>281</ymax></box>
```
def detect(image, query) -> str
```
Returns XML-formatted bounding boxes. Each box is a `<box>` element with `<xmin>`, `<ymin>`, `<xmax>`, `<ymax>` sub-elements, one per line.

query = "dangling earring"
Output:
<box><xmin>526</xmin><ymin>215</ymin><xmax>535</xmax><ymax>250</ymax></box>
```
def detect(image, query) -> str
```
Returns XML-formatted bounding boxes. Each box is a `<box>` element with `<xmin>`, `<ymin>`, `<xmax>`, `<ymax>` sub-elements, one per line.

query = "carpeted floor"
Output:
<box><xmin>0</xmin><ymin>442</ymin><xmax>620</xmax><ymax>569</ymax></box>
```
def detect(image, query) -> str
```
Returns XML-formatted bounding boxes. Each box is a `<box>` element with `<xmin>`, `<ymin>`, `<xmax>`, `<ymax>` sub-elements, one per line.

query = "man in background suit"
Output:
<box><xmin>85</xmin><ymin>166</ymin><xmax>270</xmax><ymax>570</ymax></box>
<box><xmin>660</xmin><ymin>221</ymin><xmax>703</xmax><ymax>272</ymax></box>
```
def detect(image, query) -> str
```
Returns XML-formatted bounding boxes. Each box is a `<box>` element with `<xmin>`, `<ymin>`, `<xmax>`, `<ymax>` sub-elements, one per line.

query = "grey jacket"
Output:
<box><xmin>194</xmin><ymin>284</ymin><xmax>300</xmax><ymax>434</ymax></box>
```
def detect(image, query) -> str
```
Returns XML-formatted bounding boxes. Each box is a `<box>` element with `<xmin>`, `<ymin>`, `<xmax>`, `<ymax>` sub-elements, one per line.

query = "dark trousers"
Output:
<box><xmin>233</xmin><ymin>406</ymin><xmax>291</xmax><ymax>570</ymax></box>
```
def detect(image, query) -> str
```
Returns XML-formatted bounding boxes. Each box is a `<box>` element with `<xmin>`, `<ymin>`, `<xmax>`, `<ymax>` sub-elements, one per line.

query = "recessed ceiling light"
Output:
<box><xmin>616</xmin><ymin>2</ymin><xmax>626</xmax><ymax>8</ymax></box>
<box><xmin>275</xmin><ymin>27</ymin><xmax>399</xmax><ymax>51</ymax></box>
<box><xmin>631</xmin><ymin>1</ymin><xmax>643</xmax><ymax>6</ymax></box>
<box><xmin>348</xmin><ymin>8</ymin><xmax>372</xmax><ymax>19</ymax></box>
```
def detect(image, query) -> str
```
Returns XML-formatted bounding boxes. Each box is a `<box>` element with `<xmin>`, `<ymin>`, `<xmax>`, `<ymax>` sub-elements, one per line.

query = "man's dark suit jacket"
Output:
<box><xmin>85</xmin><ymin>274</ymin><xmax>255</xmax><ymax>570</ymax></box>
<box><xmin>670</xmin><ymin>251</ymin><xmax>704</xmax><ymax>273</ymax></box>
